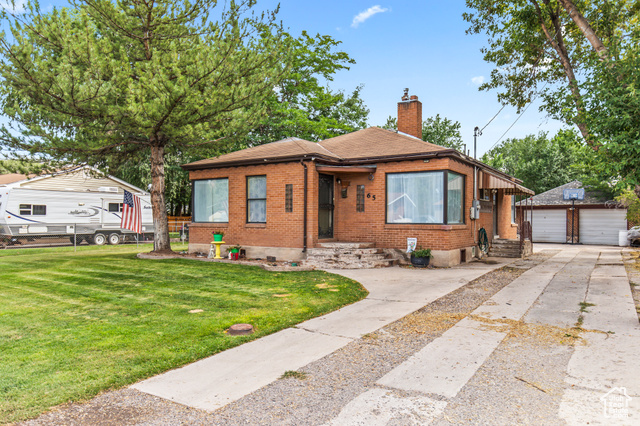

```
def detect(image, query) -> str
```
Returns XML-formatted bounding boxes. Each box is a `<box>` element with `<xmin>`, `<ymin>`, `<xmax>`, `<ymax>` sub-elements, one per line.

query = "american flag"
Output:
<box><xmin>121</xmin><ymin>190</ymin><xmax>142</xmax><ymax>234</ymax></box>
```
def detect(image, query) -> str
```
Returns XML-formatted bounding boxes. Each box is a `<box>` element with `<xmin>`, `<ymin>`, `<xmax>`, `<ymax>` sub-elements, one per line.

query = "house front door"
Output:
<box><xmin>318</xmin><ymin>174</ymin><xmax>334</xmax><ymax>239</ymax></box>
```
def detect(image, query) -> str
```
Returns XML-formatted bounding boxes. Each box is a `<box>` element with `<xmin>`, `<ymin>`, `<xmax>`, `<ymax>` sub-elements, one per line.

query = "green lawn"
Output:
<box><xmin>0</xmin><ymin>244</ymin><xmax>368</xmax><ymax>423</ymax></box>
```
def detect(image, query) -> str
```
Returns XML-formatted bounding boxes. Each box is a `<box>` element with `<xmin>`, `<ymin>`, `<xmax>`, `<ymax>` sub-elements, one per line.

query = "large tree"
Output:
<box><xmin>465</xmin><ymin>0</ymin><xmax>640</xmax><ymax>196</ymax></box>
<box><xmin>0</xmin><ymin>0</ymin><xmax>288</xmax><ymax>253</ymax></box>
<box><xmin>464</xmin><ymin>0</ymin><xmax>636</xmax><ymax>142</ymax></box>
<box><xmin>105</xmin><ymin>31</ymin><xmax>369</xmax><ymax>216</ymax></box>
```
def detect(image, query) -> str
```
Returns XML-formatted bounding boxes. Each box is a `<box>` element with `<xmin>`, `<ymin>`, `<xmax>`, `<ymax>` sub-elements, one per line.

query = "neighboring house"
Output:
<box><xmin>518</xmin><ymin>180</ymin><xmax>628</xmax><ymax>245</ymax></box>
<box><xmin>183</xmin><ymin>91</ymin><xmax>534</xmax><ymax>267</ymax></box>
<box><xmin>0</xmin><ymin>165</ymin><xmax>153</xmax><ymax>244</ymax></box>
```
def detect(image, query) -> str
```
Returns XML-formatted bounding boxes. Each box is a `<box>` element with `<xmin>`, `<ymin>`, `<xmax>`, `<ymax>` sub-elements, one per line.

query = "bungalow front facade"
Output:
<box><xmin>183</xmin><ymin>92</ymin><xmax>533</xmax><ymax>267</ymax></box>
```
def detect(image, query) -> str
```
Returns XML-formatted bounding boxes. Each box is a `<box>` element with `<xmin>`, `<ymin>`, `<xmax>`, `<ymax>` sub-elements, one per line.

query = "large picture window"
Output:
<box><xmin>193</xmin><ymin>178</ymin><xmax>229</xmax><ymax>222</ymax></box>
<box><xmin>386</xmin><ymin>171</ymin><xmax>464</xmax><ymax>224</ymax></box>
<box><xmin>247</xmin><ymin>175</ymin><xmax>267</xmax><ymax>223</ymax></box>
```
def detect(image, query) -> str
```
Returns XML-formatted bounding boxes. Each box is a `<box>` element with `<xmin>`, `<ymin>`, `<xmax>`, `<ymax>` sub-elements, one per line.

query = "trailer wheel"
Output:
<box><xmin>94</xmin><ymin>233</ymin><xmax>107</xmax><ymax>245</ymax></box>
<box><xmin>108</xmin><ymin>233</ymin><xmax>121</xmax><ymax>245</ymax></box>
<box><xmin>69</xmin><ymin>235</ymin><xmax>84</xmax><ymax>245</ymax></box>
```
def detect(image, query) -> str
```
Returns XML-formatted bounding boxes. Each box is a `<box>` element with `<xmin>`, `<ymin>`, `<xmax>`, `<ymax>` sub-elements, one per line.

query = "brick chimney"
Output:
<box><xmin>397</xmin><ymin>88</ymin><xmax>422</xmax><ymax>139</ymax></box>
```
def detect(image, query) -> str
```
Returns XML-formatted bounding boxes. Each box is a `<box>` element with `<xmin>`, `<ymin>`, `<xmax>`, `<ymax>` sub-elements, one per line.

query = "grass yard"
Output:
<box><xmin>0</xmin><ymin>243</ymin><xmax>368</xmax><ymax>423</ymax></box>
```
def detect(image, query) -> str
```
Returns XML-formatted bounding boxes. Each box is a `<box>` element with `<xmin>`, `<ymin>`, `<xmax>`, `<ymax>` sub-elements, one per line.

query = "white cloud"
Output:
<box><xmin>471</xmin><ymin>76</ymin><xmax>485</xmax><ymax>86</ymax></box>
<box><xmin>0</xmin><ymin>0</ymin><xmax>26</xmax><ymax>13</ymax></box>
<box><xmin>351</xmin><ymin>5</ymin><xmax>389</xmax><ymax>28</ymax></box>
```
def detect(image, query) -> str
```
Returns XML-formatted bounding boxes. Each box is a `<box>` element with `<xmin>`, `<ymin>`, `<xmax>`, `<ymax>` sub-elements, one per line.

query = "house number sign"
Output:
<box><xmin>367</xmin><ymin>193</ymin><xmax>376</xmax><ymax>200</ymax></box>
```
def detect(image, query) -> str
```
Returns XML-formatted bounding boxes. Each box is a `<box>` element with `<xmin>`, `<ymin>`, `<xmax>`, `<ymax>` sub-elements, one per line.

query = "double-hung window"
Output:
<box><xmin>247</xmin><ymin>176</ymin><xmax>267</xmax><ymax>223</ymax></box>
<box><xmin>386</xmin><ymin>171</ymin><xmax>464</xmax><ymax>224</ymax></box>
<box><xmin>193</xmin><ymin>178</ymin><xmax>229</xmax><ymax>222</ymax></box>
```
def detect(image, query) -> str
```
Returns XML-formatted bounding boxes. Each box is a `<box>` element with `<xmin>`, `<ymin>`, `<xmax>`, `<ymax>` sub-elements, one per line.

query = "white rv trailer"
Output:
<box><xmin>0</xmin><ymin>166</ymin><xmax>154</xmax><ymax>245</ymax></box>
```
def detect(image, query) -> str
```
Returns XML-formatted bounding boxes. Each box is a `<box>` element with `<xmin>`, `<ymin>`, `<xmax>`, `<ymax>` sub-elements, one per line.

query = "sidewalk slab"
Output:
<box><xmin>376</xmin><ymin>251</ymin><xmax>573</xmax><ymax>399</ymax></box>
<box><xmin>377</xmin><ymin>316</ymin><xmax>508</xmax><ymax>398</ymax></box>
<box><xmin>132</xmin><ymin>328</ymin><xmax>351</xmax><ymax>411</ymax></box>
<box><xmin>524</xmin><ymin>250</ymin><xmax>598</xmax><ymax>328</ymax></box>
<box><xmin>474</xmin><ymin>250</ymin><xmax>577</xmax><ymax>321</ymax></box>
<box><xmin>560</xmin><ymin>250</ymin><xmax>640</xmax><ymax>424</ymax></box>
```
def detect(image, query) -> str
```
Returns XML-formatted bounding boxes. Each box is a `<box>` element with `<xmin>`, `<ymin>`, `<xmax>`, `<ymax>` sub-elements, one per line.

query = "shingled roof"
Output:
<box><xmin>183</xmin><ymin>127</ymin><xmax>453</xmax><ymax>170</ymax></box>
<box><xmin>319</xmin><ymin>127</ymin><xmax>450</xmax><ymax>160</ymax></box>
<box><xmin>518</xmin><ymin>180</ymin><xmax>612</xmax><ymax>206</ymax></box>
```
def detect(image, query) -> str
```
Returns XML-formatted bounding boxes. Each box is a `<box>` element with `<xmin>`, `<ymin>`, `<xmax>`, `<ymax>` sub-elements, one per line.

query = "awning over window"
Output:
<box><xmin>478</xmin><ymin>170</ymin><xmax>534</xmax><ymax>196</ymax></box>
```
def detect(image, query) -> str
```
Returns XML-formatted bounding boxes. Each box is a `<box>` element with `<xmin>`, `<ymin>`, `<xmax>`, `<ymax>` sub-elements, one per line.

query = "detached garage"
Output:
<box><xmin>519</xmin><ymin>181</ymin><xmax>628</xmax><ymax>245</ymax></box>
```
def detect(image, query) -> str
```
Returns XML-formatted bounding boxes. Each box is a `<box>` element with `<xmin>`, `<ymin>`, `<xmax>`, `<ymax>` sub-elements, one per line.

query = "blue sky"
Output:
<box><xmin>1</xmin><ymin>0</ymin><xmax>568</xmax><ymax>157</ymax></box>
<box><xmin>256</xmin><ymin>0</ymin><xmax>567</xmax><ymax>156</ymax></box>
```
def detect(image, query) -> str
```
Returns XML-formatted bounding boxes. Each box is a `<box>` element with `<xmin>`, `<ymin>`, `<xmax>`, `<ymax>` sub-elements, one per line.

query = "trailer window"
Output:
<box><xmin>19</xmin><ymin>204</ymin><xmax>46</xmax><ymax>216</ymax></box>
<box><xmin>108</xmin><ymin>203</ymin><xmax>123</xmax><ymax>212</ymax></box>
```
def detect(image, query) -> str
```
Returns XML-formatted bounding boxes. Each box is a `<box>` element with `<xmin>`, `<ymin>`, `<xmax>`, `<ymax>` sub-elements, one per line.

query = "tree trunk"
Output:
<box><xmin>150</xmin><ymin>143</ymin><xmax>172</xmax><ymax>253</ymax></box>
<box><xmin>534</xmin><ymin>0</ymin><xmax>593</xmax><ymax>145</ymax></box>
<box><xmin>635</xmin><ymin>185</ymin><xmax>640</xmax><ymax>201</ymax></box>
<box><xmin>558</xmin><ymin>0</ymin><xmax>608</xmax><ymax>60</ymax></box>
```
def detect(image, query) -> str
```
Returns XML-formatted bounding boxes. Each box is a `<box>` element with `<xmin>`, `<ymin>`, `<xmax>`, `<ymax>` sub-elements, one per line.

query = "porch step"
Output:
<box><xmin>304</xmin><ymin>242</ymin><xmax>396</xmax><ymax>269</ymax></box>
<box><xmin>317</xmin><ymin>242</ymin><xmax>376</xmax><ymax>249</ymax></box>
<box><xmin>488</xmin><ymin>239</ymin><xmax>526</xmax><ymax>258</ymax></box>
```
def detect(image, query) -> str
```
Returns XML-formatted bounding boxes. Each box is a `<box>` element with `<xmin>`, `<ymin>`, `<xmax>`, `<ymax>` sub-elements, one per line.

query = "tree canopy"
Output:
<box><xmin>104</xmin><ymin>31</ymin><xmax>369</xmax><ymax>216</ymax></box>
<box><xmin>0</xmin><ymin>0</ymin><xmax>289</xmax><ymax>252</ymax></box>
<box><xmin>481</xmin><ymin>129</ymin><xmax>586</xmax><ymax>195</ymax></box>
<box><xmin>465</xmin><ymin>0</ymin><xmax>640</xmax><ymax>198</ymax></box>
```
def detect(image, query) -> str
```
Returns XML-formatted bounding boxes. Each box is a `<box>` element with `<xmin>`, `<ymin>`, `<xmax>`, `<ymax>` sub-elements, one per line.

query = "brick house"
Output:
<box><xmin>183</xmin><ymin>92</ymin><xmax>533</xmax><ymax>267</ymax></box>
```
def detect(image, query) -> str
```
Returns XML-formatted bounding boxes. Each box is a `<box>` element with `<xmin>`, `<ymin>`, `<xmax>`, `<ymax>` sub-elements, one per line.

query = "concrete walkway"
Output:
<box><xmin>329</xmin><ymin>245</ymin><xmax>640</xmax><ymax>425</ymax></box>
<box><xmin>132</xmin><ymin>259</ymin><xmax>508</xmax><ymax>411</ymax></box>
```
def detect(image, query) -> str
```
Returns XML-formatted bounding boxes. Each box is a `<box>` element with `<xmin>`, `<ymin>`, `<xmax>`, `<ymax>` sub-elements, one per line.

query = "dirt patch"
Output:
<box><xmin>468</xmin><ymin>315</ymin><xmax>584</xmax><ymax>346</ymax></box>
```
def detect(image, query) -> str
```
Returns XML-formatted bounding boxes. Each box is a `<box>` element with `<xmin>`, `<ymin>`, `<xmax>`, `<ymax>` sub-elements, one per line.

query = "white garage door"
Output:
<box><xmin>579</xmin><ymin>209</ymin><xmax>627</xmax><ymax>245</ymax></box>
<box><xmin>531</xmin><ymin>209</ymin><xmax>567</xmax><ymax>243</ymax></box>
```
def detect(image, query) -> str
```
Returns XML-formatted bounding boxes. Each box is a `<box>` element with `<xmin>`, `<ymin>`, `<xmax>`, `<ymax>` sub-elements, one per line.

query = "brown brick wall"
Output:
<box><xmin>188</xmin><ymin>158</ymin><xmax>516</xmax><ymax>255</ymax></box>
<box><xmin>397</xmin><ymin>99</ymin><xmax>422</xmax><ymax>139</ymax></box>
<box><xmin>189</xmin><ymin>162</ymin><xmax>313</xmax><ymax>249</ymax></box>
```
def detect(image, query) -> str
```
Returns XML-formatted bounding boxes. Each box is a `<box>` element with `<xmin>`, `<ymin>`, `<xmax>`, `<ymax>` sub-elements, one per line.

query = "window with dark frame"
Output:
<box><xmin>19</xmin><ymin>204</ymin><xmax>46</xmax><ymax>216</ymax></box>
<box><xmin>108</xmin><ymin>203</ymin><xmax>123</xmax><ymax>213</ymax></box>
<box><xmin>385</xmin><ymin>170</ymin><xmax>465</xmax><ymax>225</ymax></box>
<box><xmin>285</xmin><ymin>184</ymin><xmax>293</xmax><ymax>212</ymax></box>
<box><xmin>193</xmin><ymin>178</ymin><xmax>229</xmax><ymax>223</ymax></box>
<box><xmin>356</xmin><ymin>185</ymin><xmax>365</xmax><ymax>212</ymax></box>
<box><xmin>247</xmin><ymin>175</ymin><xmax>267</xmax><ymax>223</ymax></box>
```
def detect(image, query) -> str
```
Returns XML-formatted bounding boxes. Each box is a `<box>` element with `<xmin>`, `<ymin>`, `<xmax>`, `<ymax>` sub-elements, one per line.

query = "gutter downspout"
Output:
<box><xmin>302</xmin><ymin>160</ymin><xmax>308</xmax><ymax>253</ymax></box>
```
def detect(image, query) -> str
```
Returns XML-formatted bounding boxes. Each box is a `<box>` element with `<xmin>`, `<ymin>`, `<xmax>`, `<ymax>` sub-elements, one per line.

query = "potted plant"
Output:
<box><xmin>410</xmin><ymin>247</ymin><xmax>432</xmax><ymax>268</ymax></box>
<box><xmin>212</xmin><ymin>230</ymin><xmax>224</xmax><ymax>242</ymax></box>
<box><xmin>227</xmin><ymin>244</ymin><xmax>242</xmax><ymax>260</ymax></box>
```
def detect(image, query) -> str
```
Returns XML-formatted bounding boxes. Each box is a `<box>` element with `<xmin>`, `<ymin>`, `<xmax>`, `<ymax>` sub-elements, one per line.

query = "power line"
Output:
<box><xmin>476</xmin><ymin>23</ymin><xmax>563</xmax><ymax>136</ymax></box>
<box><xmin>480</xmin><ymin>105</ymin><xmax>506</xmax><ymax>133</ymax></box>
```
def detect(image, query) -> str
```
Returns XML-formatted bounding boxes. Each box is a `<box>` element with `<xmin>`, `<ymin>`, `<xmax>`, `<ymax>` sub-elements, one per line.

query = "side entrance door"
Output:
<box><xmin>318</xmin><ymin>174</ymin><xmax>334</xmax><ymax>239</ymax></box>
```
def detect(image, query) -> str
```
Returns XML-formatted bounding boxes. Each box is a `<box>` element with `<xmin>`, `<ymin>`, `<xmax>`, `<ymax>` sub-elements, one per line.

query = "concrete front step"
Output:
<box><xmin>307</xmin><ymin>248</ymin><xmax>383</xmax><ymax>256</ymax></box>
<box><xmin>489</xmin><ymin>239</ymin><xmax>525</xmax><ymax>258</ymax></box>
<box><xmin>305</xmin><ymin>259</ymin><xmax>397</xmax><ymax>269</ymax></box>
<box><xmin>305</xmin><ymin>241</ymin><xmax>396</xmax><ymax>269</ymax></box>
<box><xmin>317</xmin><ymin>242</ymin><xmax>376</xmax><ymax>249</ymax></box>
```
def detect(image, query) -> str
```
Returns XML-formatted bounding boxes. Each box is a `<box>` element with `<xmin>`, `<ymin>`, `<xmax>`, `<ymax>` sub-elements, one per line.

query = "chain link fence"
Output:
<box><xmin>1</xmin><ymin>218</ymin><xmax>191</xmax><ymax>250</ymax></box>
<box><xmin>168</xmin><ymin>220</ymin><xmax>190</xmax><ymax>243</ymax></box>
<box><xmin>0</xmin><ymin>223</ymin><xmax>154</xmax><ymax>250</ymax></box>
